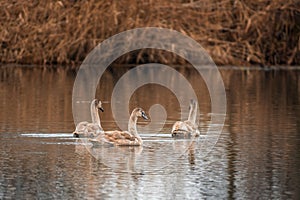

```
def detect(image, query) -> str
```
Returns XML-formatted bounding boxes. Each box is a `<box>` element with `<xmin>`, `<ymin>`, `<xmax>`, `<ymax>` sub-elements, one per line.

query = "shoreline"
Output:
<box><xmin>1</xmin><ymin>63</ymin><xmax>300</xmax><ymax>71</ymax></box>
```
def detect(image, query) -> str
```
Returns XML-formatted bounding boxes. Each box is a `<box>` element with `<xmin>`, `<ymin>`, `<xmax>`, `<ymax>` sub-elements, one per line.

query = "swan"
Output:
<box><xmin>171</xmin><ymin>99</ymin><xmax>200</xmax><ymax>138</ymax></box>
<box><xmin>73</xmin><ymin>99</ymin><xmax>104</xmax><ymax>138</ymax></box>
<box><xmin>90</xmin><ymin>108</ymin><xmax>148</xmax><ymax>146</ymax></box>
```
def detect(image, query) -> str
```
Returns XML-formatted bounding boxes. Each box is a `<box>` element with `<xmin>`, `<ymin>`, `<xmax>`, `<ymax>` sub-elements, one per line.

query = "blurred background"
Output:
<box><xmin>0</xmin><ymin>0</ymin><xmax>299</xmax><ymax>66</ymax></box>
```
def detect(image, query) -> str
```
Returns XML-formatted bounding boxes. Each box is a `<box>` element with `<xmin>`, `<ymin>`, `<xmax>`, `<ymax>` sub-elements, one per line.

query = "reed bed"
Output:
<box><xmin>0</xmin><ymin>0</ymin><xmax>299</xmax><ymax>66</ymax></box>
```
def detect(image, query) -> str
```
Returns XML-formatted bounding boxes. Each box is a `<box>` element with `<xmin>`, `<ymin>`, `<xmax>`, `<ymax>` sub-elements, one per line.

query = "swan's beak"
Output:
<box><xmin>142</xmin><ymin>112</ymin><xmax>148</xmax><ymax>120</ymax></box>
<box><xmin>99</xmin><ymin>107</ymin><xmax>104</xmax><ymax>112</ymax></box>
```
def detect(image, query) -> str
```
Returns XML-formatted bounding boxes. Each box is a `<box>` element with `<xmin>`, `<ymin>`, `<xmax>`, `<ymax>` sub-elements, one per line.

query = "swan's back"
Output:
<box><xmin>103</xmin><ymin>130</ymin><xmax>142</xmax><ymax>146</ymax></box>
<box><xmin>74</xmin><ymin>122</ymin><xmax>103</xmax><ymax>138</ymax></box>
<box><xmin>171</xmin><ymin>99</ymin><xmax>199</xmax><ymax>138</ymax></box>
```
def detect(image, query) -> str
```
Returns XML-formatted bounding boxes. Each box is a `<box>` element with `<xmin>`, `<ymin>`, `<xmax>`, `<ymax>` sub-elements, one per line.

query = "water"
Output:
<box><xmin>0</xmin><ymin>66</ymin><xmax>299</xmax><ymax>199</ymax></box>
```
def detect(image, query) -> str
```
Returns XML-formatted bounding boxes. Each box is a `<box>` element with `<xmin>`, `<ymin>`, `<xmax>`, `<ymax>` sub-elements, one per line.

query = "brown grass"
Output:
<box><xmin>0</xmin><ymin>0</ymin><xmax>299</xmax><ymax>66</ymax></box>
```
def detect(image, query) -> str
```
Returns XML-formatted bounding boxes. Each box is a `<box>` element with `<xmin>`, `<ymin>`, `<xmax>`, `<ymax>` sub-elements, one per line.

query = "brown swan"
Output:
<box><xmin>171</xmin><ymin>99</ymin><xmax>200</xmax><ymax>138</ymax></box>
<box><xmin>90</xmin><ymin>108</ymin><xmax>148</xmax><ymax>146</ymax></box>
<box><xmin>73</xmin><ymin>99</ymin><xmax>104</xmax><ymax>138</ymax></box>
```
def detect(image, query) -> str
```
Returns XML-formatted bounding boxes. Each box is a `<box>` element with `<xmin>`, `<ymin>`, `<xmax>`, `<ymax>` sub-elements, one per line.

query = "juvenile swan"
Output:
<box><xmin>90</xmin><ymin>108</ymin><xmax>148</xmax><ymax>146</ymax></box>
<box><xmin>73</xmin><ymin>99</ymin><xmax>104</xmax><ymax>138</ymax></box>
<box><xmin>171</xmin><ymin>99</ymin><xmax>200</xmax><ymax>138</ymax></box>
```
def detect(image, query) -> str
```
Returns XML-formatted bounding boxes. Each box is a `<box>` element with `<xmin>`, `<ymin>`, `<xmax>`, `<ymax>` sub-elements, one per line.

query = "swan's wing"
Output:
<box><xmin>89</xmin><ymin>131</ymin><xmax>141</xmax><ymax>146</ymax></box>
<box><xmin>120</xmin><ymin>131</ymin><xmax>136</xmax><ymax>140</ymax></box>
<box><xmin>73</xmin><ymin>121</ymin><xmax>89</xmax><ymax>137</ymax></box>
<box><xmin>74</xmin><ymin>121</ymin><xmax>89</xmax><ymax>132</ymax></box>
<box><xmin>171</xmin><ymin>120</ymin><xmax>199</xmax><ymax>137</ymax></box>
<box><xmin>171</xmin><ymin>121</ymin><xmax>190</xmax><ymax>133</ymax></box>
<box><xmin>104</xmin><ymin>130</ymin><xmax>135</xmax><ymax>140</ymax></box>
<box><xmin>74</xmin><ymin>122</ymin><xmax>103</xmax><ymax>138</ymax></box>
<box><xmin>85</xmin><ymin>123</ymin><xmax>103</xmax><ymax>132</ymax></box>
<box><xmin>184</xmin><ymin>121</ymin><xmax>196</xmax><ymax>131</ymax></box>
<box><xmin>185</xmin><ymin>121</ymin><xmax>199</xmax><ymax>136</ymax></box>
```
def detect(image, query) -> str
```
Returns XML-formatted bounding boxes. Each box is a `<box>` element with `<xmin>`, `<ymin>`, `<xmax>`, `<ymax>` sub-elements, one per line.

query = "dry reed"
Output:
<box><xmin>0</xmin><ymin>0</ymin><xmax>299</xmax><ymax>66</ymax></box>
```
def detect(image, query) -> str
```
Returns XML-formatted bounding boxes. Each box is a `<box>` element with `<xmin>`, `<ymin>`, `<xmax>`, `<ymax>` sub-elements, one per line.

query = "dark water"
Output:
<box><xmin>0</xmin><ymin>66</ymin><xmax>299</xmax><ymax>199</ymax></box>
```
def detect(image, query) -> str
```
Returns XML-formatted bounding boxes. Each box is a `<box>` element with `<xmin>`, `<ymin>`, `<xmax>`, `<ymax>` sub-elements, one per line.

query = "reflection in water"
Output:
<box><xmin>224</xmin><ymin>69</ymin><xmax>300</xmax><ymax>199</ymax></box>
<box><xmin>0</xmin><ymin>67</ymin><xmax>75</xmax><ymax>133</ymax></box>
<box><xmin>0</xmin><ymin>66</ymin><xmax>299</xmax><ymax>199</ymax></box>
<box><xmin>88</xmin><ymin>141</ymin><xmax>144</xmax><ymax>173</ymax></box>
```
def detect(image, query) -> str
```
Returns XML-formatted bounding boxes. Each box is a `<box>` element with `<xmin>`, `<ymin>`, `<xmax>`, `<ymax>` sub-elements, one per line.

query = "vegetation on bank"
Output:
<box><xmin>0</xmin><ymin>0</ymin><xmax>299</xmax><ymax>66</ymax></box>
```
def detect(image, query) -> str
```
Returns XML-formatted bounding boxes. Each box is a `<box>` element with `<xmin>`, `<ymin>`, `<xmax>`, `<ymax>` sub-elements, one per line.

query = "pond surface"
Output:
<box><xmin>0</xmin><ymin>66</ymin><xmax>299</xmax><ymax>199</ymax></box>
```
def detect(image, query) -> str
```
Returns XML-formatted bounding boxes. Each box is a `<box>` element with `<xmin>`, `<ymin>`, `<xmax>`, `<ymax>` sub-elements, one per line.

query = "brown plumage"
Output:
<box><xmin>171</xmin><ymin>99</ymin><xmax>200</xmax><ymax>138</ymax></box>
<box><xmin>90</xmin><ymin>108</ymin><xmax>148</xmax><ymax>146</ymax></box>
<box><xmin>73</xmin><ymin>99</ymin><xmax>104</xmax><ymax>138</ymax></box>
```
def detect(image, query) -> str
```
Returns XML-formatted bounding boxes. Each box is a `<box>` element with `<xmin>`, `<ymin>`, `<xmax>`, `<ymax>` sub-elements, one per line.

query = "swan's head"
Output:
<box><xmin>134</xmin><ymin>108</ymin><xmax>148</xmax><ymax>120</ymax></box>
<box><xmin>93</xmin><ymin>99</ymin><xmax>104</xmax><ymax>112</ymax></box>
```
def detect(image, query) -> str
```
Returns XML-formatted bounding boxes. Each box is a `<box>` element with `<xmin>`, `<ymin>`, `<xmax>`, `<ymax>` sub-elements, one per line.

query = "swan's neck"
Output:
<box><xmin>188</xmin><ymin>103</ymin><xmax>197</xmax><ymax>124</ymax></box>
<box><xmin>128</xmin><ymin>112</ymin><xmax>140</xmax><ymax>138</ymax></box>
<box><xmin>91</xmin><ymin>103</ymin><xmax>101</xmax><ymax>127</ymax></box>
